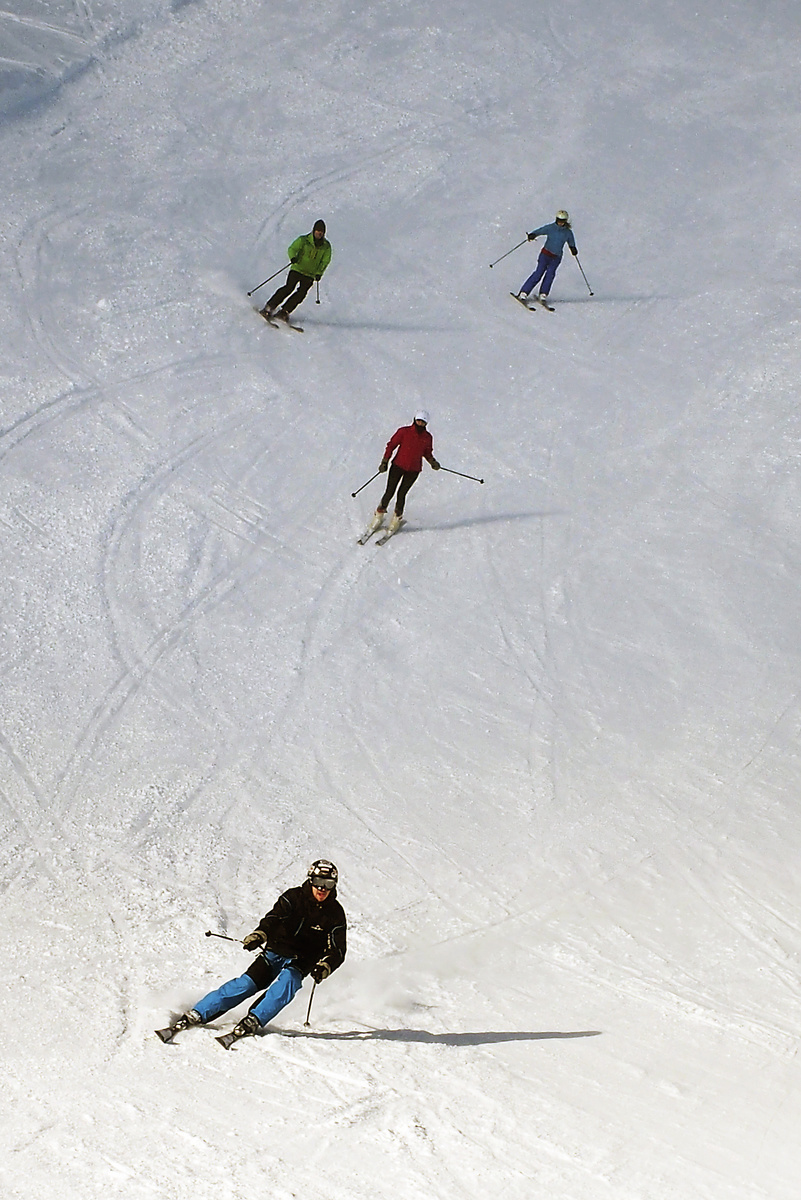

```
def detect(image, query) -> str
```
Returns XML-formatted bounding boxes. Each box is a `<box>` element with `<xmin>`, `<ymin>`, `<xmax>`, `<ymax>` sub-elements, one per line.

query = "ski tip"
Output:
<box><xmin>376</xmin><ymin>520</ymin><xmax>405</xmax><ymax>545</ymax></box>
<box><xmin>155</xmin><ymin>1028</ymin><xmax>175</xmax><ymax>1043</ymax></box>
<box><xmin>256</xmin><ymin>309</ymin><xmax>304</xmax><ymax>332</ymax></box>
<box><xmin>216</xmin><ymin>1034</ymin><xmax>237</xmax><ymax>1050</ymax></box>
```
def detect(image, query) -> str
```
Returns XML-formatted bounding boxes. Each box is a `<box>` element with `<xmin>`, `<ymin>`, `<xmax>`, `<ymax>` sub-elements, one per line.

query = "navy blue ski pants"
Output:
<box><xmin>521</xmin><ymin>250</ymin><xmax>561</xmax><ymax>297</ymax></box>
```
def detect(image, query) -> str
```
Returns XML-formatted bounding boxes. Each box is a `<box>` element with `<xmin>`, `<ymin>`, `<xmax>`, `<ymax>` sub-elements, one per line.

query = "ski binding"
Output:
<box><xmin>358</xmin><ymin>516</ymin><xmax>385</xmax><ymax>544</ymax></box>
<box><xmin>376</xmin><ymin>518</ymin><xmax>406</xmax><ymax>545</ymax></box>
<box><xmin>510</xmin><ymin>291</ymin><xmax>554</xmax><ymax>312</ymax></box>
<box><xmin>257</xmin><ymin>308</ymin><xmax>304</xmax><ymax>333</ymax></box>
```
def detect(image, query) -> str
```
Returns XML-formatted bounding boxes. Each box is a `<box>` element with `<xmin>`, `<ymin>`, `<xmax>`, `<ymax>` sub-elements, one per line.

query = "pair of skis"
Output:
<box><xmin>357</xmin><ymin>517</ymin><xmax>406</xmax><ymax>546</ymax></box>
<box><xmin>510</xmin><ymin>291</ymin><xmax>554</xmax><ymax>312</ymax></box>
<box><xmin>155</xmin><ymin>1020</ymin><xmax>251</xmax><ymax>1050</ymax></box>
<box><xmin>256</xmin><ymin>308</ymin><xmax>304</xmax><ymax>333</ymax></box>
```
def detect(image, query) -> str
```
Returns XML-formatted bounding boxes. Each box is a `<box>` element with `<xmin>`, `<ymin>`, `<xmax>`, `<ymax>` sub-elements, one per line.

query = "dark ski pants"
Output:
<box><xmin>522</xmin><ymin>249</ymin><xmax>560</xmax><ymax>297</ymax></box>
<box><xmin>192</xmin><ymin>951</ymin><xmax>303</xmax><ymax>1028</ymax></box>
<box><xmin>265</xmin><ymin>269</ymin><xmax>314</xmax><ymax>314</ymax></box>
<box><xmin>378</xmin><ymin>465</ymin><xmax>420</xmax><ymax>516</ymax></box>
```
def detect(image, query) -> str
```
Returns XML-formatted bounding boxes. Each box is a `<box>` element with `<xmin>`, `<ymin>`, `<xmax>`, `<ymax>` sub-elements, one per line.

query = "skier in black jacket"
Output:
<box><xmin>166</xmin><ymin>860</ymin><xmax>346</xmax><ymax>1040</ymax></box>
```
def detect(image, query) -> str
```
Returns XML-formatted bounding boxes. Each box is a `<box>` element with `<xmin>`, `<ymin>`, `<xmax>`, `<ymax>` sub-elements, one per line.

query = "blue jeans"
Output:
<box><xmin>193</xmin><ymin>951</ymin><xmax>303</xmax><ymax>1028</ymax></box>
<box><xmin>522</xmin><ymin>250</ymin><xmax>561</xmax><ymax>296</ymax></box>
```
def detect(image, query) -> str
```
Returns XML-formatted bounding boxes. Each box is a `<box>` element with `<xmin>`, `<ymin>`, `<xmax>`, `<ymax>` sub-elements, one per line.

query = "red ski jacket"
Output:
<box><xmin>383</xmin><ymin>423</ymin><xmax>435</xmax><ymax>473</ymax></box>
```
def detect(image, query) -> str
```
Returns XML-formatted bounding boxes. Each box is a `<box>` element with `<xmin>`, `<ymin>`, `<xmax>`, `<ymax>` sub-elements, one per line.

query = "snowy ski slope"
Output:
<box><xmin>1</xmin><ymin>0</ymin><xmax>800</xmax><ymax>1197</ymax></box>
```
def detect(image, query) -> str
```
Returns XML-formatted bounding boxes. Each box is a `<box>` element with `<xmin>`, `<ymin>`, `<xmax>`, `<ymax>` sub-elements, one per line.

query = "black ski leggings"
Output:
<box><xmin>266</xmin><ymin>270</ymin><xmax>314</xmax><ymax>314</ymax></box>
<box><xmin>379</xmin><ymin>465</ymin><xmax>420</xmax><ymax>515</ymax></box>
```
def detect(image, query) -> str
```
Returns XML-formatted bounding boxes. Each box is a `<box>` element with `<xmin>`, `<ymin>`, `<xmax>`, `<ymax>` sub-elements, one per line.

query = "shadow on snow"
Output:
<box><xmin>406</xmin><ymin>510</ymin><xmax>567</xmax><ymax>533</ymax></box>
<box><xmin>280</xmin><ymin>1028</ymin><xmax>602</xmax><ymax>1044</ymax></box>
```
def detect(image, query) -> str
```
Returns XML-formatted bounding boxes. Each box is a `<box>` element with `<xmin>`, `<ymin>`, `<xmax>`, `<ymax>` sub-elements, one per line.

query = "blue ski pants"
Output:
<box><xmin>193</xmin><ymin>951</ymin><xmax>303</xmax><ymax>1028</ymax></box>
<box><xmin>521</xmin><ymin>250</ymin><xmax>561</xmax><ymax>297</ymax></box>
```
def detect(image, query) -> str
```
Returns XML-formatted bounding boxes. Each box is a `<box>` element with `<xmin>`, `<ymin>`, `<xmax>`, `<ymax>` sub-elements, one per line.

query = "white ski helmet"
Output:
<box><xmin>555</xmin><ymin>210</ymin><xmax>569</xmax><ymax>223</ymax></box>
<box><xmin>308</xmin><ymin>859</ymin><xmax>338</xmax><ymax>889</ymax></box>
<box><xmin>414</xmin><ymin>409</ymin><xmax>430</xmax><ymax>423</ymax></box>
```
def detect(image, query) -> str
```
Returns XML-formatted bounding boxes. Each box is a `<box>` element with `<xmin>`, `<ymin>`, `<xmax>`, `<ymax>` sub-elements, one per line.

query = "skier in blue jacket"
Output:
<box><xmin>516</xmin><ymin>210</ymin><xmax>577</xmax><ymax>304</ymax></box>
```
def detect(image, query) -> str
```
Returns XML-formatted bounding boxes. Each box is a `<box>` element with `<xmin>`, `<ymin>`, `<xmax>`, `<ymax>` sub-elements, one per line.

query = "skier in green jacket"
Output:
<box><xmin>260</xmin><ymin>220</ymin><xmax>332</xmax><ymax>322</ymax></box>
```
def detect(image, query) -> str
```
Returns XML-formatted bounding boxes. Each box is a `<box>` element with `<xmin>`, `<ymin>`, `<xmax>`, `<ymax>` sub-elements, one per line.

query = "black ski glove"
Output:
<box><xmin>570</xmin><ymin>246</ymin><xmax>578</xmax><ymax>255</ymax></box>
<box><xmin>290</xmin><ymin>256</ymin><xmax>298</xmax><ymax>263</ymax></box>
<box><xmin>243</xmin><ymin>930</ymin><xmax>267</xmax><ymax>951</ymax></box>
<box><xmin>527</xmin><ymin>231</ymin><xmax>537</xmax><ymax>241</ymax></box>
<box><xmin>379</xmin><ymin>459</ymin><xmax>389</xmax><ymax>473</ymax></box>
<box><xmin>311</xmin><ymin>960</ymin><xmax>331</xmax><ymax>983</ymax></box>
<box><xmin>430</xmin><ymin>459</ymin><xmax>440</xmax><ymax>470</ymax></box>
<box><xmin>315</xmin><ymin>275</ymin><xmax>322</xmax><ymax>281</ymax></box>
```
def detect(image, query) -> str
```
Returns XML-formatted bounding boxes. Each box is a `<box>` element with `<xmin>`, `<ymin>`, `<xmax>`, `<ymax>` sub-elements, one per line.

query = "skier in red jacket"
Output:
<box><xmin>369</xmin><ymin>410</ymin><xmax>439</xmax><ymax>536</ymax></box>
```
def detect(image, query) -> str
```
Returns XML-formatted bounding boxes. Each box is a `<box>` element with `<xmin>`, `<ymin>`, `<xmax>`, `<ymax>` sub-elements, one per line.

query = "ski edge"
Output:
<box><xmin>358</xmin><ymin>520</ymin><xmax>385</xmax><ymax>544</ymax></box>
<box><xmin>376</xmin><ymin>519</ymin><xmax>406</xmax><ymax>545</ymax></box>
<box><xmin>509</xmin><ymin>291</ymin><xmax>554</xmax><ymax>312</ymax></box>
<box><xmin>255</xmin><ymin>309</ymin><xmax>305</xmax><ymax>333</ymax></box>
<box><xmin>216</xmin><ymin>1032</ymin><xmax>240</xmax><ymax>1050</ymax></box>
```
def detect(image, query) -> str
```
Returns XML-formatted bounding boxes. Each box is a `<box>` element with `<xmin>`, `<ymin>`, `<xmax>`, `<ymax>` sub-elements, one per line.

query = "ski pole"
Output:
<box><xmin>351</xmin><ymin>470</ymin><xmax>381</xmax><ymax>498</ymax></box>
<box><xmin>441</xmin><ymin>466</ymin><xmax>484</xmax><ymax>484</ymax></box>
<box><xmin>303</xmin><ymin>981</ymin><xmax>317</xmax><ymax>1028</ymax></box>
<box><xmin>315</xmin><ymin>280</ymin><xmax>321</xmax><ymax>304</ymax></box>
<box><xmin>489</xmin><ymin>238</ymin><xmax>528</xmax><ymax>268</ymax></box>
<box><xmin>574</xmin><ymin>255</ymin><xmax>594</xmax><ymax>296</ymax></box>
<box><xmin>205</xmin><ymin>930</ymin><xmax>244</xmax><ymax>944</ymax></box>
<box><xmin>246</xmin><ymin>264</ymin><xmax>292</xmax><ymax>297</ymax></box>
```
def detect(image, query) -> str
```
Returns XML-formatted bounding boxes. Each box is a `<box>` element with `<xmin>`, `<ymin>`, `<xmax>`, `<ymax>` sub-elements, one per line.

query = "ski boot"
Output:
<box><xmin>233</xmin><ymin>1014</ymin><xmax>261</xmax><ymax>1038</ymax></box>
<box><xmin>216</xmin><ymin>1012</ymin><xmax>261</xmax><ymax>1049</ymax></box>
<box><xmin>155</xmin><ymin>1009</ymin><xmax>202</xmax><ymax>1043</ymax></box>
<box><xmin>358</xmin><ymin>509</ymin><xmax>386</xmax><ymax>544</ymax></box>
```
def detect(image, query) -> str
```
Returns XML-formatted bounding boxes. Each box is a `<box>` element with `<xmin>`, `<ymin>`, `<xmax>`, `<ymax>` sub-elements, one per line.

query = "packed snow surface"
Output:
<box><xmin>1</xmin><ymin>0</ymin><xmax>800</xmax><ymax>1197</ymax></box>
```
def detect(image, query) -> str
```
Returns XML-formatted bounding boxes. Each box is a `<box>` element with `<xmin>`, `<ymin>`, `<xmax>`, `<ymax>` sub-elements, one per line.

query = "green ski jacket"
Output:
<box><xmin>288</xmin><ymin>232</ymin><xmax>332</xmax><ymax>279</ymax></box>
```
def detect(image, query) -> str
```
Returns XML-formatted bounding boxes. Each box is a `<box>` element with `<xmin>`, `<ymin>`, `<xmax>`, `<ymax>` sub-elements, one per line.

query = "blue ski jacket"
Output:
<box><xmin>528</xmin><ymin>222</ymin><xmax>577</xmax><ymax>257</ymax></box>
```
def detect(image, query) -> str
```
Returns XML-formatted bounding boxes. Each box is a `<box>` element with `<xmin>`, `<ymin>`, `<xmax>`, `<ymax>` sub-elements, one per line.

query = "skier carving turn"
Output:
<box><xmin>360</xmin><ymin>410</ymin><xmax>440</xmax><ymax>543</ymax></box>
<box><xmin>156</xmin><ymin>860</ymin><xmax>346</xmax><ymax>1047</ymax></box>
<box><xmin>259</xmin><ymin>220</ymin><xmax>332</xmax><ymax>325</ymax></box>
<box><xmin>514</xmin><ymin>210</ymin><xmax>578</xmax><ymax>308</ymax></box>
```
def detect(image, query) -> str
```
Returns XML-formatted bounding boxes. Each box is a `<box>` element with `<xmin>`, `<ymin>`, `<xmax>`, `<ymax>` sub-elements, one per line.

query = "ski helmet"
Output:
<box><xmin>555</xmin><ymin>210</ymin><xmax>569</xmax><ymax>223</ymax></box>
<box><xmin>308</xmin><ymin>859</ymin><xmax>338</xmax><ymax>889</ymax></box>
<box><xmin>414</xmin><ymin>409</ymin><xmax>430</xmax><ymax>423</ymax></box>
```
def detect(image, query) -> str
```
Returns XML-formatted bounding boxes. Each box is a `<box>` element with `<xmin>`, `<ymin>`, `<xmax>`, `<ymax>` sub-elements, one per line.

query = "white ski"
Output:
<box><xmin>376</xmin><ymin>518</ymin><xmax>406</xmax><ymax>545</ymax></box>
<box><xmin>358</xmin><ymin>515</ymin><xmax>386</xmax><ymax>544</ymax></box>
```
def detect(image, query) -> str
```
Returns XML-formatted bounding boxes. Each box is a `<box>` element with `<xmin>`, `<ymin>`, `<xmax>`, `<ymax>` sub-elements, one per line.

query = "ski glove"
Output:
<box><xmin>379</xmin><ymin>459</ymin><xmax>389</xmax><ymax>473</ymax></box>
<box><xmin>315</xmin><ymin>275</ymin><xmax>322</xmax><ymax>281</ymax></box>
<box><xmin>570</xmin><ymin>246</ymin><xmax>578</xmax><ymax>255</ymax></box>
<box><xmin>243</xmin><ymin>930</ymin><xmax>267</xmax><ymax>951</ymax></box>
<box><xmin>430</xmin><ymin>459</ymin><xmax>440</xmax><ymax>470</ymax></box>
<box><xmin>311</xmin><ymin>960</ymin><xmax>331</xmax><ymax>983</ymax></box>
<box><xmin>290</xmin><ymin>256</ymin><xmax>298</xmax><ymax>264</ymax></box>
<box><xmin>527</xmin><ymin>232</ymin><xmax>537</xmax><ymax>241</ymax></box>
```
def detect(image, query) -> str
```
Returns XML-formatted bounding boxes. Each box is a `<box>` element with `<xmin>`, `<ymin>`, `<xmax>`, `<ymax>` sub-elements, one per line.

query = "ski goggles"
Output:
<box><xmin>310</xmin><ymin>877</ymin><xmax>336</xmax><ymax>890</ymax></box>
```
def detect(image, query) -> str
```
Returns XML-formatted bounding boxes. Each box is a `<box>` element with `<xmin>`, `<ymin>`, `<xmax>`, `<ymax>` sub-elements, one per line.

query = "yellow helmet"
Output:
<box><xmin>556</xmin><ymin>210</ymin><xmax>569</xmax><ymax>223</ymax></box>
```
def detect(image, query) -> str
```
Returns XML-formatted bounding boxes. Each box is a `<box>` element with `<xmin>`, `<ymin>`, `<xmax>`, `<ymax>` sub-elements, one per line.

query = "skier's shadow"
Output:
<box><xmin>281</xmin><ymin>1029</ymin><xmax>601</xmax><ymax>1044</ymax></box>
<box><xmin>415</xmin><ymin>510</ymin><xmax>566</xmax><ymax>533</ymax></box>
<box><xmin>304</xmin><ymin>319</ymin><xmax>454</xmax><ymax>333</ymax></box>
<box><xmin>555</xmin><ymin>294</ymin><xmax>671</xmax><ymax>304</ymax></box>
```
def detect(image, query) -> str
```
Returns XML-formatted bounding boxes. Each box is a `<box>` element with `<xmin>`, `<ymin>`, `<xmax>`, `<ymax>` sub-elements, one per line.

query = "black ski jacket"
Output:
<box><xmin>250</xmin><ymin>880</ymin><xmax>347</xmax><ymax>978</ymax></box>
